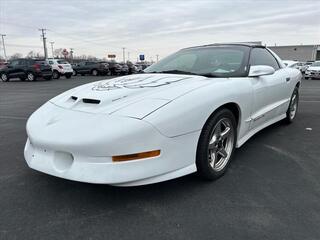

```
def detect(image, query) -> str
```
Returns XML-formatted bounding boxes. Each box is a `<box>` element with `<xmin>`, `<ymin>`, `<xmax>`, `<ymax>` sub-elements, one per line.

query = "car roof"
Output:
<box><xmin>183</xmin><ymin>43</ymin><xmax>265</xmax><ymax>50</ymax></box>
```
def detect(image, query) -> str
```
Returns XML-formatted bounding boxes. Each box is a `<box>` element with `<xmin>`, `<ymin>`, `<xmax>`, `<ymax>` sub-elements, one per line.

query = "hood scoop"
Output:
<box><xmin>70</xmin><ymin>96</ymin><xmax>100</xmax><ymax>104</ymax></box>
<box><xmin>82</xmin><ymin>98</ymin><xmax>101</xmax><ymax>104</ymax></box>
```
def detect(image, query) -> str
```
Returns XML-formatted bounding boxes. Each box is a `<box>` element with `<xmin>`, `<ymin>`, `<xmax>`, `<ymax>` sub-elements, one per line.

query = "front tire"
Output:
<box><xmin>1</xmin><ymin>73</ymin><xmax>9</xmax><ymax>82</ymax></box>
<box><xmin>196</xmin><ymin>109</ymin><xmax>237</xmax><ymax>180</ymax></box>
<box><xmin>285</xmin><ymin>87</ymin><xmax>299</xmax><ymax>124</ymax></box>
<box><xmin>72</xmin><ymin>70</ymin><xmax>77</xmax><ymax>76</ymax></box>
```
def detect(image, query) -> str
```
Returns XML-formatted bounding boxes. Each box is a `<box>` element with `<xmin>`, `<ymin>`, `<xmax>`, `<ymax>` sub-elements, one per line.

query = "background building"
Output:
<box><xmin>268</xmin><ymin>45</ymin><xmax>320</xmax><ymax>62</ymax></box>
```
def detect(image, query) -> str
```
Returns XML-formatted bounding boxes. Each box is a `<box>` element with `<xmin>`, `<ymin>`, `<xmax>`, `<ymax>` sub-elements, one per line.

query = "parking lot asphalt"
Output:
<box><xmin>0</xmin><ymin>76</ymin><xmax>320</xmax><ymax>240</ymax></box>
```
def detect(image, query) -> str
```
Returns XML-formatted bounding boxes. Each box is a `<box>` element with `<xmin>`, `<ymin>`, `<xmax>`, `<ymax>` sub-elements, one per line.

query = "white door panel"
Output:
<box><xmin>250</xmin><ymin>69</ymin><xmax>288</xmax><ymax>130</ymax></box>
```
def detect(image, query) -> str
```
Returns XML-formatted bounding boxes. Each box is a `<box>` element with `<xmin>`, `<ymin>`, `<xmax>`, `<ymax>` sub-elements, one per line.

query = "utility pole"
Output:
<box><xmin>122</xmin><ymin>47</ymin><xmax>126</xmax><ymax>63</ymax></box>
<box><xmin>70</xmin><ymin>48</ymin><xmax>74</xmax><ymax>62</ymax></box>
<box><xmin>0</xmin><ymin>34</ymin><xmax>7</xmax><ymax>61</ymax></box>
<box><xmin>39</xmin><ymin>28</ymin><xmax>48</xmax><ymax>59</ymax></box>
<box><xmin>49</xmin><ymin>41</ymin><xmax>54</xmax><ymax>59</ymax></box>
<box><xmin>127</xmin><ymin>52</ymin><xmax>130</xmax><ymax>62</ymax></box>
<box><xmin>156</xmin><ymin>54</ymin><xmax>159</xmax><ymax>62</ymax></box>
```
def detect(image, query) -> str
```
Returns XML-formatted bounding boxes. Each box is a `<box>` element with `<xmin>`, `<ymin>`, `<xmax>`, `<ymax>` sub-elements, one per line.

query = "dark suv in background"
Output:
<box><xmin>72</xmin><ymin>61</ymin><xmax>109</xmax><ymax>76</ymax></box>
<box><xmin>0</xmin><ymin>59</ymin><xmax>53</xmax><ymax>82</ymax></box>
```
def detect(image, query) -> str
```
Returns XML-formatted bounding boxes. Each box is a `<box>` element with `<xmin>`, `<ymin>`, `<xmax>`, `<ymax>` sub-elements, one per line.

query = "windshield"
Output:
<box><xmin>311</xmin><ymin>61</ymin><xmax>320</xmax><ymax>67</ymax></box>
<box><xmin>144</xmin><ymin>45</ymin><xmax>250</xmax><ymax>77</ymax></box>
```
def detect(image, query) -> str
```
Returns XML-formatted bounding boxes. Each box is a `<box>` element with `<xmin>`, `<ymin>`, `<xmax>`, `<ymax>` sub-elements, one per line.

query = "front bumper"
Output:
<box><xmin>305</xmin><ymin>71</ymin><xmax>320</xmax><ymax>78</ymax></box>
<box><xmin>24</xmin><ymin>102</ymin><xmax>198</xmax><ymax>185</ymax></box>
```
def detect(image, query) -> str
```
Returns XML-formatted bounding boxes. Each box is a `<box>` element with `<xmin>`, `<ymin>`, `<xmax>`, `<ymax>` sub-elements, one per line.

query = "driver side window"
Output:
<box><xmin>250</xmin><ymin>48</ymin><xmax>280</xmax><ymax>70</ymax></box>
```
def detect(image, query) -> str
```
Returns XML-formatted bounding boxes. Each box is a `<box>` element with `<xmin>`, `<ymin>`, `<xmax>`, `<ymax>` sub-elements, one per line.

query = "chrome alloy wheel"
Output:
<box><xmin>208</xmin><ymin>118</ymin><xmax>234</xmax><ymax>171</ymax></box>
<box><xmin>289</xmin><ymin>92</ymin><xmax>298</xmax><ymax>120</ymax></box>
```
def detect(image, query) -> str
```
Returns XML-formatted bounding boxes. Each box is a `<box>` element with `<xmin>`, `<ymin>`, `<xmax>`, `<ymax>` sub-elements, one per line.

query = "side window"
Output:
<box><xmin>250</xmin><ymin>48</ymin><xmax>280</xmax><ymax>70</ymax></box>
<box><xmin>19</xmin><ymin>59</ymin><xmax>26</xmax><ymax>65</ymax></box>
<box><xmin>49</xmin><ymin>61</ymin><xmax>54</xmax><ymax>65</ymax></box>
<box><xmin>10</xmin><ymin>60</ymin><xmax>20</xmax><ymax>66</ymax></box>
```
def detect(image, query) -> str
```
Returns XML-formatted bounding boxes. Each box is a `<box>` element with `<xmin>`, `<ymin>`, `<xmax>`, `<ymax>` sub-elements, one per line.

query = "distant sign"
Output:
<box><xmin>139</xmin><ymin>54</ymin><xmax>145</xmax><ymax>61</ymax></box>
<box><xmin>108</xmin><ymin>54</ymin><xmax>116</xmax><ymax>58</ymax></box>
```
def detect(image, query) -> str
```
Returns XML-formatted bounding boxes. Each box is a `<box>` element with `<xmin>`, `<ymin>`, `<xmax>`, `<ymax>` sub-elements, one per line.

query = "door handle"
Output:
<box><xmin>286</xmin><ymin>77</ymin><xmax>291</xmax><ymax>82</ymax></box>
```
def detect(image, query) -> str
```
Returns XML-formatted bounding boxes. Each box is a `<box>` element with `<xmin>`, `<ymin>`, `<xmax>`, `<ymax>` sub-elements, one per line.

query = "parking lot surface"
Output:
<box><xmin>1</xmin><ymin>76</ymin><xmax>320</xmax><ymax>240</ymax></box>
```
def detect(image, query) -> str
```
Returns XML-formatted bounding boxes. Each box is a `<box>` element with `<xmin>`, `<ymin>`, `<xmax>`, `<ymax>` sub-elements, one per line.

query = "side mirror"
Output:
<box><xmin>249</xmin><ymin>65</ymin><xmax>275</xmax><ymax>77</ymax></box>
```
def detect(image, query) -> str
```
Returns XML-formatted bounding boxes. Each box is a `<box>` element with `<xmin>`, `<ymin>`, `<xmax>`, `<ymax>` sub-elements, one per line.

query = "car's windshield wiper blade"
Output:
<box><xmin>144</xmin><ymin>70</ymin><xmax>199</xmax><ymax>75</ymax></box>
<box><xmin>198</xmin><ymin>73</ymin><xmax>219</xmax><ymax>78</ymax></box>
<box><xmin>144</xmin><ymin>70</ymin><xmax>219</xmax><ymax>78</ymax></box>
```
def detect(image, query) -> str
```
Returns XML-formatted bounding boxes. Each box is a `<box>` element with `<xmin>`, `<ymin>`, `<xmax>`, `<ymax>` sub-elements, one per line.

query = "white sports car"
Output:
<box><xmin>24</xmin><ymin>44</ymin><xmax>301</xmax><ymax>186</ymax></box>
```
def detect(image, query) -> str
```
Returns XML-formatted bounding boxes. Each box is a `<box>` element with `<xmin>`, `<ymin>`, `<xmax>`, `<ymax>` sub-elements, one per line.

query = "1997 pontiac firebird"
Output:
<box><xmin>24</xmin><ymin>44</ymin><xmax>301</xmax><ymax>186</ymax></box>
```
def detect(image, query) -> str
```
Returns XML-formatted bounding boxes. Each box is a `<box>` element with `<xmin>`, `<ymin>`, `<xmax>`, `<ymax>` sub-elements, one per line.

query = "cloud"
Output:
<box><xmin>0</xmin><ymin>0</ymin><xmax>319</xmax><ymax>60</ymax></box>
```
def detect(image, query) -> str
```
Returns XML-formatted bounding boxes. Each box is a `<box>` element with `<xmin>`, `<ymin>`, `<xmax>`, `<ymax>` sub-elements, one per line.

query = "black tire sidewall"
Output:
<box><xmin>27</xmin><ymin>72</ymin><xmax>36</xmax><ymax>81</ymax></box>
<box><xmin>285</xmin><ymin>87</ymin><xmax>299</xmax><ymax>123</ymax></box>
<box><xmin>196</xmin><ymin>108</ymin><xmax>237</xmax><ymax>180</ymax></box>
<box><xmin>1</xmin><ymin>73</ymin><xmax>9</xmax><ymax>82</ymax></box>
<box><xmin>53</xmin><ymin>71</ymin><xmax>60</xmax><ymax>79</ymax></box>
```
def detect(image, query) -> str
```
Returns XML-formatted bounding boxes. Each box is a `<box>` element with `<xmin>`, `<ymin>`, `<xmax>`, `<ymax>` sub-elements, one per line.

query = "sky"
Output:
<box><xmin>0</xmin><ymin>0</ymin><xmax>319</xmax><ymax>61</ymax></box>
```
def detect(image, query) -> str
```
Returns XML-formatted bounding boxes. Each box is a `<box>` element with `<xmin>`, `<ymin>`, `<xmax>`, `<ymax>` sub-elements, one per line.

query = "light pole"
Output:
<box><xmin>0</xmin><ymin>34</ymin><xmax>7</xmax><ymax>61</ymax></box>
<box><xmin>156</xmin><ymin>54</ymin><xmax>159</xmax><ymax>62</ymax></box>
<box><xmin>122</xmin><ymin>47</ymin><xmax>126</xmax><ymax>63</ymax></box>
<box><xmin>50</xmin><ymin>41</ymin><xmax>54</xmax><ymax>59</ymax></box>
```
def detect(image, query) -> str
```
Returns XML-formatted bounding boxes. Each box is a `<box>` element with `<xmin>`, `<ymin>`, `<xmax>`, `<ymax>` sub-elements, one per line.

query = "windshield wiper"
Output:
<box><xmin>144</xmin><ymin>70</ymin><xmax>199</xmax><ymax>76</ymax></box>
<box><xmin>144</xmin><ymin>70</ymin><xmax>219</xmax><ymax>78</ymax></box>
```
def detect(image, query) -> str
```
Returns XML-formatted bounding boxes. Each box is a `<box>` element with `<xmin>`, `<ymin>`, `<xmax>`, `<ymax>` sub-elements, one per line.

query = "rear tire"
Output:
<box><xmin>72</xmin><ymin>70</ymin><xmax>77</xmax><ymax>76</ymax></box>
<box><xmin>285</xmin><ymin>87</ymin><xmax>299</xmax><ymax>124</ymax></box>
<box><xmin>196</xmin><ymin>109</ymin><xmax>237</xmax><ymax>180</ymax></box>
<box><xmin>1</xmin><ymin>73</ymin><xmax>9</xmax><ymax>82</ymax></box>
<box><xmin>53</xmin><ymin>71</ymin><xmax>60</xmax><ymax>79</ymax></box>
<box><xmin>27</xmin><ymin>72</ymin><xmax>36</xmax><ymax>81</ymax></box>
<box><xmin>91</xmin><ymin>69</ymin><xmax>99</xmax><ymax>76</ymax></box>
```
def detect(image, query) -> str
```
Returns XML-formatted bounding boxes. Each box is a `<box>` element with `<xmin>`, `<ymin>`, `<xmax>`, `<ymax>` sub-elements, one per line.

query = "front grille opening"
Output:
<box><xmin>82</xmin><ymin>98</ymin><xmax>101</xmax><ymax>104</ymax></box>
<box><xmin>71</xmin><ymin>96</ymin><xmax>78</xmax><ymax>101</ymax></box>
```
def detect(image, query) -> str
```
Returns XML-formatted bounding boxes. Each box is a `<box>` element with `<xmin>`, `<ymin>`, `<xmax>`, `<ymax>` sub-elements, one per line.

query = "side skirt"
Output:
<box><xmin>236</xmin><ymin>113</ymin><xmax>286</xmax><ymax>148</ymax></box>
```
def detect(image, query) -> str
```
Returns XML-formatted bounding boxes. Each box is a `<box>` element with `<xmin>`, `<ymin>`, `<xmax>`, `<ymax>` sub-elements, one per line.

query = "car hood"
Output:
<box><xmin>307</xmin><ymin>66</ymin><xmax>320</xmax><ymax>71</ymax></box>
<box><xmin>49</xmin><ymin>74</ymin><xmax>210</xmax><ymax>115</ymax></box>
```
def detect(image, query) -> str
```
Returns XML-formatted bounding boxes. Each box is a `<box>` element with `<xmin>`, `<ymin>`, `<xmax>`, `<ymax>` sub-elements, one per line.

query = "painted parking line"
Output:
<box><xmin>0</xmin><ymin>116</ymin><xmax>28</xmax><ymax>120</ymax></box>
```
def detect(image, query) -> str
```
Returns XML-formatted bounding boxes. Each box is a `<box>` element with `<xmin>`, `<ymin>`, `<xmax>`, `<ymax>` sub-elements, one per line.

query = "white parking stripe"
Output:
<box><xmin>0</xmin><ymin>116</ymin><xmax>28</xmax><ymax>120</ymax></box>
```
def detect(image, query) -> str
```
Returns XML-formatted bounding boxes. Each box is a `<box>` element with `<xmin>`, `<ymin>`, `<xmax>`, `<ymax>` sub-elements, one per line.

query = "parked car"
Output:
<box><xmin>24</xmin><ymin>43</ymin><xmax>301</xmax><ymax>186</ymax></box>
<box><xmin>127</xmin><ymin>62</ymin><xmax>138</xmax><ymax>74</ymax></box>
<box><xmin>0</xmin><ymin>58</ymin><xmax>52</xmax><ymax>82</ymax></box>
<box><xmin>47</xmin><ymin>59</ymin><xmax>73</xmax><ymax>79</ymax></box>
<box><xmin>305</xmin><ymin>61</ymin><xmax>320</xmax><ymax>79</ymax></box>
<box><xmin>119</xmin><ymin>63</ymin><xmax>129</xmax><ymax>75</ymax></box>
<box><xmin>283</xmin><ymin>60</ymin><xmax>308</xmax><ymax>74</ymax></box>
<box><xmin>107</xmin><ymin>61</ymin><xmax>122</xmax><ymax>75</ymax></box>
<box><xmin>72</xmin><ymin>61</ymin><xmax>109</xmax><ymax>76</ymax></box>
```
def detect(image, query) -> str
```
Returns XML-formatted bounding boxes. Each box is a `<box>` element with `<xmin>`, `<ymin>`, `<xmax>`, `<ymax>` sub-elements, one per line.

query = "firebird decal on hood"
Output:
<box><xmin>92</xmin><ymin>75</ymin><xmax>192</xmax><ymax>91</ymax></box>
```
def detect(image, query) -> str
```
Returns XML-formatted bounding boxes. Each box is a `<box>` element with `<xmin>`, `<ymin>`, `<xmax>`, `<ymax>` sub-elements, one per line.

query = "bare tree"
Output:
<box><xmin>10</xmin><ymin>53</ymin><xmax>23</xmax><ymax>60</ymax></box>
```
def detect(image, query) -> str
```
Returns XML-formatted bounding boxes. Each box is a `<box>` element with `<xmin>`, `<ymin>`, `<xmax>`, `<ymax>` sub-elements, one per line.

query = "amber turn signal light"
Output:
<box><xmin>112</xmin><ymin>150</ymin><xmax>161</xmax><ymax>162</ymax></box>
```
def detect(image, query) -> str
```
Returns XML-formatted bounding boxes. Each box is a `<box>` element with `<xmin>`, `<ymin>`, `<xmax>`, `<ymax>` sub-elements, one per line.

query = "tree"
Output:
<box><xmin>26</xmin><ymin>51</ymin><xmax>36</xmax><ymax>58</ymax></box>
<box><xmin>10</xmin><ymin>53</ymin><xmax>23</xmax><ymax>60</ymax></box>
